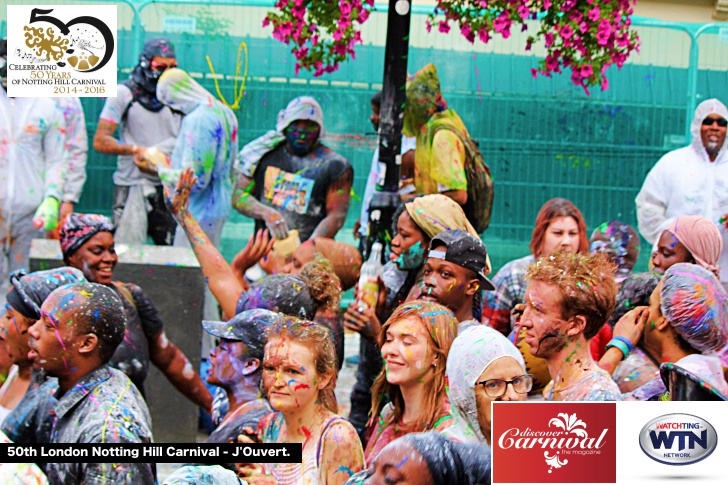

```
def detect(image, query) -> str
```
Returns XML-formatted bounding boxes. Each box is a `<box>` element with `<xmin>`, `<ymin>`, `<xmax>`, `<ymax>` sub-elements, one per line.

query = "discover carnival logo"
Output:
<box><xmin>492</xmin><ymin>403</ymin><xmax>616</xmax><ymax>483</ymax></box>
<box><xmin>639</xmin><ymin>414</ymin><xmax>718</xmax><ymax>466</ymax></box>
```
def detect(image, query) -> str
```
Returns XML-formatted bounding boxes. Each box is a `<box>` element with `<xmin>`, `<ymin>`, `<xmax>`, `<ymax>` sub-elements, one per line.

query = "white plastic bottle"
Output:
<box><xmin>356</xmin><ymin>242</ymin><xmax>384</xmax><ymax>311</ymax></box>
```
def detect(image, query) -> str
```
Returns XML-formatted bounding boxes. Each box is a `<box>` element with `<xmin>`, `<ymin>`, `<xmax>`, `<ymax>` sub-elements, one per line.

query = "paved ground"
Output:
<box><xmin>157</xmin><ymin>331</ymin><xmax>362</xmax><ymax>481</ymax></box>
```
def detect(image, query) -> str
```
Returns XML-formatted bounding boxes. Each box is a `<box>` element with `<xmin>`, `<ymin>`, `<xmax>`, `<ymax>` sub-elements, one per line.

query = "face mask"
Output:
<box><xmin>285</xmin><ymin>124</ymin><xmax>319</xmax><ymax>156</ymax></box>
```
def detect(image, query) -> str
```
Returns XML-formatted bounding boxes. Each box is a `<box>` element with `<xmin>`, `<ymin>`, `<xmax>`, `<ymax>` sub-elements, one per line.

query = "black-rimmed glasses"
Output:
<box><xmin>702</xmin><ymin>117</ymin><xmax>727</xmax><ymax>128</ymax></box>
<box><xmin>477</xmin><ymin>374</ymin><xmax>534</xmax><ymax>398</ymax></box>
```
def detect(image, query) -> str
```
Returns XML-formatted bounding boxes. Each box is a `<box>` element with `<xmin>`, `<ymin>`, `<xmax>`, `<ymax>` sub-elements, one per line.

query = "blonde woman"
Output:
<box><xmin>364</xmin><ymin>300</ymin><xmax>458</xmax><ymax>463</ymax></box>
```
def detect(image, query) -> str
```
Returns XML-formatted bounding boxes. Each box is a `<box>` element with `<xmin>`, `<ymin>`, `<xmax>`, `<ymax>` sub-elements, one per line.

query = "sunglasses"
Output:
<box><xmin>702</xmin><ymin>117</ymin><xmax>728</xmax><ymax>128</ymax></box>
<box><xmin>151</xmin><ymin>61</ymin><xmax>178</xmax><ymax>72</ymax></box>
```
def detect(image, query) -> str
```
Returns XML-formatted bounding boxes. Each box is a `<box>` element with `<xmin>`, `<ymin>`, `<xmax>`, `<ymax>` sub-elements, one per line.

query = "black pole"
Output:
<box><xmin>364</xmin><ymin>0</ymin><xmax>411</xmax><ymax>259</ymax></box>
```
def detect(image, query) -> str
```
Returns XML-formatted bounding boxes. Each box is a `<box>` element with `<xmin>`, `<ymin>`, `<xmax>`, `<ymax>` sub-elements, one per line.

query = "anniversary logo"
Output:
<box><xmin>6</xmin><ymin>5</ymin><xmax>116</xmax><ymax>97</ymax></box>
<box><xmin>493</xmin><ymin>402</ymin><xmax>617</xmax><ymax>483</ymax></box>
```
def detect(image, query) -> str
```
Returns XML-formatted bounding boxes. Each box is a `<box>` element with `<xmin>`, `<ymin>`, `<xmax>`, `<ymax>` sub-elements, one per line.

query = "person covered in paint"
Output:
<box><xmin>651</xmin><ymin>215</ymin><xmax>722</xmax><ymax>279</ymax></box>
<box><xmin>59</xmin><ymin>213</ymin><xmax>212</xmax><ymax>411</ymax></box>
<box><xmin>520</xmin><ymin>251</ymin><xmax>622</xmax><ymax>401</ymax></box>
<box><xmin>483</xmin><ymin>198</ymin><xmax>589</xmax><ymax>336</ymax></box>
<box><xmin>344</xmin><ymin>194</ymin><xmax>479</xmax><ymax>440</ymax></box>
<box><xmin>166</xmin><ymin>169</ymin><xmax>344</xmax><ymax>366</ymax></box>
<box><xmin>421</xmin><ymin>230</ymin><xmax>495</xmax><ymax>330</ymax></box>
<box><xmin>0</xmin><ymin>38</ymin><xmax>69</xmax><ymax>308</ymax></box>
<box><xmin>202</xmin><ymin>309</ymin><xmax>276</xmax><ymax>448</ymax></box>
<box><xmin>355</xmin><ymin>90</ymin><xmax>416</xmax><ymax>247</ymax></box>
<box><xmin>365</xmin><ymin>300</ymin><xmax>458</xmax><ymax>464</ymax></box>
<box><xmin>403</xmin><ymin>64</ymin><xmax>472</xmax><ymax>215</ymax></box>
<box><xmin>28</xmin><ymin>283</ymin><xmax>155</xmax><ymax>484</ymax></box>
<box><xmin>589</xmin><ymin>221</ymin><xmax>640</xmax><ymax>284</ymax></box>
<box><xmin>164</xmin><ymin>464</ymin><xmax>242</xmax><ymax>485</ymax></box>
<box><xmin>607</xmin><ymin>263</ymin><xmax>728</xmax><ymax>400</ymax></box>
<box><xmin>0</xmin><ymin>267</ymin><xmax>85</xmax><ymax>442</ymax></box>
<box><xmin>636</xmin><ymin>98</ymin><xmax>728</xmax><ymax>283</ymax></box>
<box><xmin>48</xmin><ymin>97</ymin><xmax>88</xmax><ymax>239</ymax></box>
<box><xmin>237</xmin><ymin>316</ymin><xmax>364</xmax><ymax>485</ymax></box>
<box><xmin>93</xmin><ymin>37</ymin><xmax>181</xmax><ymax>246</ymax></box>
<box><xmin>345</xmin><ymin>432</ymin><xmax>491</xmax><ymax>485</ymax></box>
<box><xmin>233</xmin><ymin>96</ymin><xmax>353</xmax><ymax>242</ymax></box>
<box><xmin>443</xmin><ymin>325</ymin><xmax>529</xmax><ymax>447</ymax></box>
<box><xmin>151</xmin><ymin>68</ymin><xmax>238</xmax><ymax>249</ymax></box>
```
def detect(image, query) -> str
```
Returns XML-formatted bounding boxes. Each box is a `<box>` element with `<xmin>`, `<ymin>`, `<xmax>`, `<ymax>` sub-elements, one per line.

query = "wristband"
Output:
<box><xmin>612</xmin><ymin>335</ymin><xmax>634</xmax><ymax>353</ymax></box>
<box><xmin>605</xmin><ymin>338</ymin><xmax>631</xmax><ymax>361</ymax></box>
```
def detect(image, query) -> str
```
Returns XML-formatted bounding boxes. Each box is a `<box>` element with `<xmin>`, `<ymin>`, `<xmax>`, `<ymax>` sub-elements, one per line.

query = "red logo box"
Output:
<box><xmin>492</xmin><ymin>402</ymin><xmax>617</xmax><ymax>483</ymax></box>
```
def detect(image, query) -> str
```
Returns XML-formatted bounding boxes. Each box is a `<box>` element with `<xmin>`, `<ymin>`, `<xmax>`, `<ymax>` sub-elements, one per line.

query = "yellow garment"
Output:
<box><xmin>403</xmin><ymin>64</ymin><xmax>469</xmax><ymax>197</ymax></box>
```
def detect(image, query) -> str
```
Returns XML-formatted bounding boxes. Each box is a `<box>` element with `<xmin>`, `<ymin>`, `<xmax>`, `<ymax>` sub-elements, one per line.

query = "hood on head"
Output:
<box><xmin>157</xmin><ymin>68</ymin><xmax>214</xmax><ymax>114</ymax></box>
<box><xmin>690</xmin><ymin>98</ymin><xmax>728</xmax><ymax>158</ymax></box>
<box><xmin>403</xmin><ymin>63</ymin><xmax>447</xmax><ymax>137</ymax></box>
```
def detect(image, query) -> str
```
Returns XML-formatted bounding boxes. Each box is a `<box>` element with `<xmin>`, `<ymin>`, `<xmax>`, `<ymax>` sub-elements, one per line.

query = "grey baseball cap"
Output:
<box><xmin>202</xmin><ymin>308</ymin><xmax>283</xmax><ymax>359</ymax></box>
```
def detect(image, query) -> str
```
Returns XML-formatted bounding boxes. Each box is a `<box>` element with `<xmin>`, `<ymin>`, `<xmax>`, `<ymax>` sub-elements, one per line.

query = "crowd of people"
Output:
<box><xmin>1</xmin><ymin>35</ymin><xmax>728</xmax><ymax>485</ymax></box>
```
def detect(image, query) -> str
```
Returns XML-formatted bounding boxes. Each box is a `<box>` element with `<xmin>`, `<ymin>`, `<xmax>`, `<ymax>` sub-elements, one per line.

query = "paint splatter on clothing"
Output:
<box><xmin>547</xmin><ymin>369</ymin><xmax>623</xmax><ymax>402</ymax></box>
<box><xmin>207</xmin><ymin>397</ymin><xmax>272</xmax><ymax>444</ymax></box>
<box><xmin>483</xmin><ymin>255</ymin><xmax>535</xmax><ymax>334</ymax></box>
<box><xmin>53</xmin><ymin>97</ymin><xmax>87</xmax><ymax>203</ymax></box>
<box><xmin>249</xmin><ymin>144</ymin><xmax>351</xmax><ymax>242</ymax></box>
<box><xmin>364</xmin><ymin>401</ymin><xmax>453</xmax><ymax>465</ymax></box>
<box><xmin>47</xmin><ymin>365</ymin><xmax>155</xmax><ymax>485</ymax></box>
<box><xmin>1</xmin><ymin>369</ymin><xmax>58</xmax><ymax>444</ymax></box>
<box><xmin>109</xmin><ymin>282</ymin><xmax>164</xmax><ymax>393</ymax></box>
<box><xmin>0</xmin><ymin>429</ymin><xmax>48</xmax><ymax>484</ymax></box>
<box><xmin>612</xmin><ymin>347</ymin><xmax>660</xmax><ymax>393</ymax></box>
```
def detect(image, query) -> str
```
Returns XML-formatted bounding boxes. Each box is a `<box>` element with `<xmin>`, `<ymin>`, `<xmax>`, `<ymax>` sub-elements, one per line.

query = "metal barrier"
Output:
<box><xmin>2</xmin><ymin>1</ymin><xmax>727</xmax><ymax>271</ymax></box>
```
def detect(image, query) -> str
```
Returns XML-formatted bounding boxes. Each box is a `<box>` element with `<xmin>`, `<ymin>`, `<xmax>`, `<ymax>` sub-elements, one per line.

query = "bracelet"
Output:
<box><xmin>612</xmin><ymin>336</ymin><xmax>634</xmax><ymax>353</ymax></box>
<box><xmin>605</xmin><ymin>339</ymin><xmax>631</xmax><ymax>361</ymax></box>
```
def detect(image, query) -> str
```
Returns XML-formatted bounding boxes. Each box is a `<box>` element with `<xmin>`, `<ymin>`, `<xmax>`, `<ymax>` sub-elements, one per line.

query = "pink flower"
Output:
<box><xmin>262</xmin><ymin>16</ymin><xmax>271</xmax><ymax>28</ymax></box>
<box><xmin>333</xmin><ymin>28</ymin><xmax>344</xmax><ymax>41</ymax></box>
<box><xmin>531</xmin><ymin>68</ymin><xmax>539</xmax><ymax>78</ymax></box>
<box><xmin>426</xmin><ymin>21</ymin><xmax>433</xmax><ymax>33</ymax></box>
<box><xmin>545</xmin><ymin>55</ymin><xmax>559</xmax><ymax>71</ymax></box>
<box><xmin>569</xmin><ymin>11</ymin><xmax>583</xmax><ymax>24</ymax></box>
<box><xmin>359</xmin><ymin>9</ymin><xmax>370</xmax><ymax>23</ymax></box>
<box><xmin>601</xmin><ymin>75</ymin><xmax>609</xmax><ymax>91</ymax></box>
<box><xmin>493</xmin><ymin>11</ymin><xmax>511</xmax><ymax>35</ymax></box>
<box><xmin>294</xmin><ymin>46</ymin><xmax>309</xmax><ymax>60</ymax></box>
<box><xmin>518</xmin><ymin>4</ymin><xmax>530</xmax><ymax>20</ymax></box>
<box><xmin>272</xmin><ymin>22</ymin><xmax>293</xmax><ymax>42</ymax></box>
<box><xmin>461</xmin><ymin>23</ymin><xmax>475</xmax><ymax>43</ymax></box>
<box><xmin>340</xmin><ymin>1</ymin><xmax>352</xmax><ymax>17</ymax></box>
<box><xmin>579</xmin><ymin>21</ymin><xmax>588</xmax><ymax>33</ymax></box>
<box><xmin>561</xmin><ymin>0</ymin><xmax>576</xmax><ymax>12</ymax></box>
<box><xmin>439</xmin><ymin>21</ymin><xmax>450</xmax><ymax>33</ymax></box>
<box><xmin>526</xmin><ymin>37</ymin><xmax>534</xmax><ymax>50</ymax></box>
<box><xmin>543</xmin><ymin>0</ymin><xmax>552</xmax><ymax>9</ymax></box>
<box><xmin>587</xmin><ymin>6</ymin><xmax>601</xmax><ymax>22</ymax></box>
<box><xmin>478</xmin><ymin>28</ymin><xmax>490</xmax><ymax>43</ymax></box>
<box><xmin>560</xmin><ymin>24</ymin><xmax>574</xmax><ymax>39</ymax></box>
<box><xmin>544</xmin><ymin>31</ymin><xmax>554</xmax><ymax>47</ymax></box>
<box><xmin>580</xmin><ymin>64</ymin><xmax>593</xmax><ymax>78</ymax></box>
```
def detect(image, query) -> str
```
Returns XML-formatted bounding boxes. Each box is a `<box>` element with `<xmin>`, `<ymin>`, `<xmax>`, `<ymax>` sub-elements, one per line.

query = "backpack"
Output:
<box><xmin>433</xmin><ymin>126</ymin><xmax>495</xmax><ymax>233</ymax></box>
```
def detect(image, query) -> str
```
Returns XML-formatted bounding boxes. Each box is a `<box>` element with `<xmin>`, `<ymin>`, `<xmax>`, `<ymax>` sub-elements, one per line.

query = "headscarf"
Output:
<box><xmin>405</xmin><ymin>194</ymin><xmax>478</xmax><ymax>239</ymax></box>
<box><xmin>157</xmin><ymin>68</ymin><xmax>215</xmax><ymax>115</ymax></box>
<box><xmin>310</xmin><ymin>238</ymin><xmax>362</xmax><ymax>291</ymax></box>
<box><xmin>664</xmin><ymin>216</ymin><xmax>723</xmax><ymax>280</ymax></box>
<box><xmin>401</xmin><ymin>432</ymin><xmax>491</xmax><ymax>485</ymax></box>
<box><xmin>235</xmin><ymin>274</ymin><xmax>315</xmax><ymax>319</ymax></box>
<box><xmin>589</xmin><ymin>221</ymin><xmax>640</xmax><ymax>283</ymax></box>
<box><xmin>236</xmin><ymin>96</ymin><xmax>325</xmax><ymax>177</ymax></box>
<box><xmin>444</xmin><ymin>325</ymin><xmax>525</xmax><ymax>444</ymax></box>
<box><xmin>7</xmin><ymin>267</ymin><xmax>87</xmax><ymax>320</ymax></box>
<box><xmin>690</xmin><ymin>98</ymin><xmax>728</xmax><ymax>161</ymax></box>
<box><xmin>403</xmin><ymin>64</ymin><xmax>448</xmax><ymax>137</ymax></box>
<box><xmin>163</xmin><ymin>465</ymin><xmax>242</xmax><ymax>485</ymax></box>
<box><xmin>59</xmin><ymin>213</ymin><xmax>115</xmax><ymax>261</ymax></box>
<box><xmin>128</xmin><ymin>37</ymin><xmax>176</xmax><ymax>112</ymax></box>
<box><xmin>661</xmin><ymin>263</ymin><xmax>728</xmax><ymax>357</ymax></box>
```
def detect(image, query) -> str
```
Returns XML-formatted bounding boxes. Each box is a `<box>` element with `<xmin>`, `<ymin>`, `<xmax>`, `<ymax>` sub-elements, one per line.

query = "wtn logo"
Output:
<box><xmin>649</xmin><ymin>430</ymin><xmax>707</xmax><ymax>451</ymax></box>
<box><xmin>639</xmin><ymin>414</ymin><xmax>717</xmax><ymax>465</ymax></box>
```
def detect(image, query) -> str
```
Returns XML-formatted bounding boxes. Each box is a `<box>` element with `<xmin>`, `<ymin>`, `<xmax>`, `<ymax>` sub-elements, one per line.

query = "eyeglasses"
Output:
<box><xmin>477</xmin><ymin>374</ymin><xmax>534</xmax><ymax>398</ymax></box>
<box><xmin>702</xmin><ymin>117</ymin><xmax>728</xmax><ymax>128</ymax></box>
<box><xmin>150</xmin><ymin>61</ymin><xmax>178</xmax><ymax>72</ymax></box>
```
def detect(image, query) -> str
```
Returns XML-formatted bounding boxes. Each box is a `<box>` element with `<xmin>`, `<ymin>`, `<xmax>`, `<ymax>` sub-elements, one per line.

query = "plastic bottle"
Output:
<box><xmin>356</xmin><ymin>242</ymin><xmax>384</xmax><ymax>311</ymax></box>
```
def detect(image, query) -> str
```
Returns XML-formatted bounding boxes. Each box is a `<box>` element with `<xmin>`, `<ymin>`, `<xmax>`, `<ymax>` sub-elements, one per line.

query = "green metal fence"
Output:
<box><xmin>2</xmin><ymin>1</ymin><xmax>727</xmax><ymax>273</ymax></box>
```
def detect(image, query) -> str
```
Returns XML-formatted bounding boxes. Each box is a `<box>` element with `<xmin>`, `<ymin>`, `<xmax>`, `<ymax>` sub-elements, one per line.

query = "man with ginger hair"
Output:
<box><xmin>519</xmin><ymin>252</ymin><xmax>622</xmax><ymax>401</ymax></box>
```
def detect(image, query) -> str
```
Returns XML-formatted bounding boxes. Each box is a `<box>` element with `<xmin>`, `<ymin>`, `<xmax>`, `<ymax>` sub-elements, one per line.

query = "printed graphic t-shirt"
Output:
<box><xmin>251</xmin><ymin>143</ymin><xmax>351</xmax><ymax>241</ymax></box>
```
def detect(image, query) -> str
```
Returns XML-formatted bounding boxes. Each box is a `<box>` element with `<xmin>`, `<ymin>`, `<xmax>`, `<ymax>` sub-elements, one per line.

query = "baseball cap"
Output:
<box><xmin>428</xmin><ymin>230</ymin><xmax>495</xmax><ymax>290</ymax></box>
<box><xmin>202</xmin><ymin>308</ymin><xmax>283</xmax><ymax>359</ymax></box>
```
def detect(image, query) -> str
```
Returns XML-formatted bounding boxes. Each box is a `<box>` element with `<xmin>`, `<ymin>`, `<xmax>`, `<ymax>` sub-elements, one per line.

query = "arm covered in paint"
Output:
<box><xmin>166</xmin><ymin>168</ymin><xmax>244</xmax><ymax>318</ymax></box>
<box><xmin>320</xmin><ymin>421</ymin><xmax>365</xmax><ymax>485</ymax></box>
<box><xmin>635</xmin><ymin>157</ymin><xmax>672</xmax><ymax>244</ymax></box>
<box><xmin>59</xmin><ymin>97</ymin><xmax>88</xmax><ymax>203</ymax></box>
<box><xmin>232</xmin><ymin>173</ymin><xmax>289</xmax><ymax>239</ymax></box>
<box><xmin>149</xmin><ymin>329</ymin><xmax>212</xmax><ymax>413</ymax></box>
<box><xmin>309</xmin><ymin>166</ymin><xmax>353</xmax><ymax>240</ymax></box>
